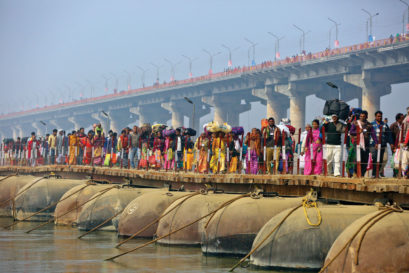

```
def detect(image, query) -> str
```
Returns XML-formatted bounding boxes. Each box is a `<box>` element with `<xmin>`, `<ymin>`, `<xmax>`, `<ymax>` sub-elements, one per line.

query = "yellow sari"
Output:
<box><xmin>68</xmin><ymin>135</ymin><xmax>78</xmax><ymax>165</ymax></box>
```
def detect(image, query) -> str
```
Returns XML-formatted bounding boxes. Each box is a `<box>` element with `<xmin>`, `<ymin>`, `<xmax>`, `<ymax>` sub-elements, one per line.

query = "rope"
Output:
<box><xmin>78</xmin><ymin>208</ymin><xmax>125</xmax><ymax>239</ymax></box>
<box><xmin>229</xmin><ymin>204</ymin><xmax>302</xmax><ymax>272</ymax></box>
<box><xmin>25</xmin><ymin>185</ymin><xmax>117</xmax><ymax>234</ymax></box>
<box><xmin>204</xmin><ymin>193</ymin><xmax>252</xmax><ymax>229</ymax></box>
<box><xmin>0</xmin><ymin>176</ymin><xmax>47</xmax><ymax>208</ymax></box>
<box><xmin>115</xmin><ymin>191</ymin><xmax>200</xmax><ymax>248</ymax></box>
<box><xmin>105</xmin><ymin>193</ymin><xmax>251</xmax><ymax>261</ymax></box>
<box><xmin>354</xmin><ymin>205</ymin><xmax>403</xmax><ymax>265</ymax></box>
<box><xmin>0</xmin><ymin>174</ymin><xmax>17</xmax><ymax>183</ymax></box>
<box><xmin>4</xmin><ymin>184</ymin><xmax>90</xmax><ymax>229</ymax></box>
<box><xmin>302</xmin><ymin>198</ymin><xmax>322</xmax><ymax>226</ymax></box>
<box><xmin>318</xmin><ymin>206</ymin><xmax>403</xmax><ymax>273</ymax></box>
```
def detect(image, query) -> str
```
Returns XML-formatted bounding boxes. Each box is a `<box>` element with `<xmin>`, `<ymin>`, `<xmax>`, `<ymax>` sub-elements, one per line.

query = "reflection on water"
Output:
<box><xmin>0</xmin><ymin>218</ymin><xmax>315</xmax><ymax>273</ymax></box>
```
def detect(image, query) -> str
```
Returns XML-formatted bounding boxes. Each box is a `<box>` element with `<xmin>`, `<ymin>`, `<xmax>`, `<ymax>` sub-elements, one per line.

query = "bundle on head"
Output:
<box><xmin>152</xmin><ymin>124</ymin><xmax>166</xmax><ymax>134</ymax></box>
<box><xmin>141</xmin><ymin>123</ymin><xmax>152</xmax><ymax>137</ymax></box>
<box><xmin>232</xmin><ymin>126</ymin><xmax>244</xmax><ymax>136</ymax></box>
<box><xmin>184</xmin><ymin>128</ymin><xmax>196</xmax><ymax>137</ymax></box>
<box><xmin>162</xmin><ymin>129</ymin><xmax>176</xmax><ymax>138</ymax></box>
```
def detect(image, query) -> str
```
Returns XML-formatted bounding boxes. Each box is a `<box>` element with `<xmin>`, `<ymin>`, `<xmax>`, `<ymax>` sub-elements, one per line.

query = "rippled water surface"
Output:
<box><xmin>0</xmin><ymin>218</ymin><xmax>315</xmax><ymax>273</ymax></box>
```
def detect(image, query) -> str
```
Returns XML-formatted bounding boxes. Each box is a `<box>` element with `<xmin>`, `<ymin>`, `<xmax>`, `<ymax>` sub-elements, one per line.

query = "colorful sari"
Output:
<box><xmin>83</xmin><ymin>137</ymin><xmax>93</xmax><ymax>165</ymax></box>
<box><xmin>304</xmin><ymin>129</ymin><xmax>323</xmax><ymax>175</ymax></box>
<box><xmin>68</xmin><ymin>135</ymin><xmax>78</xmax><ymax>165</ymax></box>
<box><xmin>210</xmin><ymin>137</ymin><xmax>226</xmax><ymax>173</ymax></box>
<box><xmin>196</xmin><ymin>137</ymin><xmax>209</xmax><ymax>173</ymax></box>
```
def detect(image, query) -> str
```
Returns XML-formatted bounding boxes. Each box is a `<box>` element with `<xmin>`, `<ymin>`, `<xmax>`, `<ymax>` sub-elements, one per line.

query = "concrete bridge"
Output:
<box><xmin>1</xmin><ymin>37</ymin><xmax>409</xmax><ymax>138</ymax></box>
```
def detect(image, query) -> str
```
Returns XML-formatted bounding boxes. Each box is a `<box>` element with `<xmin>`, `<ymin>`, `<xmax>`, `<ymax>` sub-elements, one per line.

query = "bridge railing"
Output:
<box><xmin>1</xmin><ymin>34</ymin><xmax>409</xmax><ymax>120</ymax></box>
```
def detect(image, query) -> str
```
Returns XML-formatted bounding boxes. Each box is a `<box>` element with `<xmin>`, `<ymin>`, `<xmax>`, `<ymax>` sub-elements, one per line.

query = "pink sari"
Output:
<box><xmin>304</xmin><ymin>129</ymin><xmax>323</xmax><ymax>175</ymax></box>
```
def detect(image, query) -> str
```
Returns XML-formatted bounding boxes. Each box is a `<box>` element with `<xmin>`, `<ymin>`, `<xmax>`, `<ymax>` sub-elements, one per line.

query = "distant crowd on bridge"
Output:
<box><xmin>1</xmin><ymin>34</ymin><xmax>409</xmax><ymax>120</ymax></box>
<box><xmin>1</xmin><ymin>106</ymin><xmax>409</xmax><ymax>179</ymax></box>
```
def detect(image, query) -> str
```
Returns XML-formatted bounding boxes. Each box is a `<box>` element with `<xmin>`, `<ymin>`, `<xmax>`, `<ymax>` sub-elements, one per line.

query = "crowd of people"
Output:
<box><xmin>1</xmin><ymin>107</ymin><xmax>409</xmax><ymax>179</ymax></box>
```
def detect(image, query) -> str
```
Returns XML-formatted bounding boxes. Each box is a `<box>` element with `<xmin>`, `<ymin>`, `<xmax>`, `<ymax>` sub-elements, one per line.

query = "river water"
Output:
<box><xmin>0</xmin><ymin>218</ymin><xmax>315</xmax><ymax>273</ymax></box>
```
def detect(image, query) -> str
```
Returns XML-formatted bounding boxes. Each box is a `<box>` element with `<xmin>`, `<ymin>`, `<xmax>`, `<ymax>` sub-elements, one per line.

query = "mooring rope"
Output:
<box><xmin>25</xmin><ymin>185</ymin><xmax>118</xmax><ymax>233</ymax></box>
<box><xmin>78</xmin><ymin>208</ymin><xmax>125</xmax><ymax>239</ymax></box>
<box><xmin>106</xmin><ymin>193</ymin><xmax>251</xmax><ymax>261</ymax></box>
<box><xmin>318</xmin><ymin>205</ymin><xmax>403</xmax><ymax>273</ymax></box>
<box><xmin>115</xmin><ymin>191</ymin><xmax>201</xmax><ymax>248</ymax></box>
<box><xmin>4</xmin><ymin>184</ymin><xmax>90</xmax><ymax>229</ymax></box>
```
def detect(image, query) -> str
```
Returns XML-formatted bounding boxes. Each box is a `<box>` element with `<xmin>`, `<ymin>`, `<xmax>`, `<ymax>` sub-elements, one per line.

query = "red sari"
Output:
<box><xmin>83</xmin><ymin>137</ymin><xmax>93</xmax><ymax>165</ymax></box>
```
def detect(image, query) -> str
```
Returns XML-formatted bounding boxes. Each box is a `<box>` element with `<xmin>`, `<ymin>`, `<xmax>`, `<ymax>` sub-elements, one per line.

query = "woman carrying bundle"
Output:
<box><xmin>210</xmin><ymin>132</ymin><xmax>226</xmax><ymax>173</ymax></box>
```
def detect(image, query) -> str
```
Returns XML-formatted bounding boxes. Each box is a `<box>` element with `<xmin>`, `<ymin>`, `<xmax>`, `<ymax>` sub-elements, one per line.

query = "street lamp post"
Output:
<box><xmin>362</xmin><ymin>9</ymin><xmax>379</xmax><ymax>41</ymax></box>
<box><xmin>244</xmin><ymin>38</ymin><xmax>257</xmax><ymax>66</ymax></box>
<box><xmin>110</xmin><ymin>72</ymin><xmax>119</xmax><ymax>92</ymax></box>
<box><xmin>150</xmin><ymin>62</ymin><xmax>162</xmax><ymax>84</ymax></box>
<box><xmin>184</xmin><ymin>97</ymin><xmax>195</xmax><ymax>130</ymax></box>
<box><xmin>136</xmin><ymin>66</ymin><xmax>148</xmax><ymax>87</ymax></box>
<box><xmin>328</xmin><ymin>18</ymin><xmax>341</xmax><ymax>47</ymax></box>
<box><xmin>221</xmin><ymin>44</ymin><xmax>239</xmax><ymax>67</ymax></box>
<box><xmin>75</xmin><ymin>82</ymin><xmax>85</xmax><ymax>100</ymax></box>
<box><xmin>123</xmin><ymin>70</ymin><xmax>132</xmax><ymax>90</ymax></box>
<box><xmin>293</xmin><ymin>24</ymin><xmax>310</xmax><ymax>53</ymax></box>
<box><xmin>85</xmin><ymin>79</ymin><xmax>94</xmax><ymax>98</ymax></box>
<box><xmin>267</xmin><ymin>32</ymin><xmax>284</xmax><ymax>61</ymax></box>
<box><xmin>400</xmin><ymin>0</ymin><xmax>409</xmax><ymax>33</ymax></box>
<box><xmin>182</xmin><ymin>55</ymin><xmax>198</xmax><ymax>78</ymax></box>
<box><xmin>164</xmin><ymin>58</ymin><xmax>181</xmax><ymax>82</ymax></box>
<box><xmin>64</xmin><ymin>84</ymin><xmax>73</xmax><ymax>102</ymax></box>
<box><xmin>102</xmin><ymin>74</ymin><xmax>110</xmax><ymax>93</ymax></box>
<box><xmin>202</xmin><ymin>49</ymin><xmax>221</xmax><ymax>75</ymax></box>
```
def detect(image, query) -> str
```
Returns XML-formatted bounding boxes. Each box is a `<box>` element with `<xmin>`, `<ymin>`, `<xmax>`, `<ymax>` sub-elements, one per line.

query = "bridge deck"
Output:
<box><xmin>1</xmin><ymin>166</ymin><xmax>408</xmax><ymax>207</ymax></box>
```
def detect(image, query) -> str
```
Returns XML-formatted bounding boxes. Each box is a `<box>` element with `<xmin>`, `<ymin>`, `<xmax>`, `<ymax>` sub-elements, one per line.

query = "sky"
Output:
<box><xmin>0</xmin><ymin>0</ymin><xmax>408</xmax><ymax>129</ymax></box>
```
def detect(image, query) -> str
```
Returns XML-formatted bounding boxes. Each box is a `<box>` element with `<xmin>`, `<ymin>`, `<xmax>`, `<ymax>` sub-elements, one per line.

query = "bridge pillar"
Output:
<box><xmin>106</xmin><ymin>109</ymin><xmax>136</xmax><ymax>133</ymax></box>
<box><xmin>275</xmin><ymin>83</ymin><xmax>319</xmax><ymax>129</ymax></box>
<box><xmin>49</xmin><ymin>119</ymin><xmax>74</xmax><ymax>134</ymax></box>
<box><xmin>202</xmin><ymin>95</ymin><xmax>250</xmax><ymax>126</ymax></box>
<box><xmin>91</xmin><ymin>113</ymin><xmax>109</xmax><ymax>133</ymax></box>
<box><xmin>252</xmin><ymin>86</ymin><xmax>289</xmax><ymax>121</ymax></box>
<box><xmin>130</xmin><ymin>105</ymin><xmax>170</xmax><ymax>126</ymax></box>
<box><xmin>161</xmin><ymin>101</ymin><xmax>184</xmax><ymax>128</ymax></box>
<box><xmin>17</xmin><ymin>125</ymin><xmax>24</xmax><ymax>138</ymax></box>
<box><xmin>11</xmin><ymin>128</ymin><xmax>19</xmax><ymax>140</ymax></box>
<box><xmin>68</xmin><ymin>116</ymin><xmax>81</xmax><ymax>131</ymax></box>
<box><xmin>344</xmin><ymin>71</ymin><xmax>391</xmax><ymax>118</ymax></box>
<box><xmin>32</xmin><ymin>121</ymin><xmax>45</xmax><ymax>137</ymax></box>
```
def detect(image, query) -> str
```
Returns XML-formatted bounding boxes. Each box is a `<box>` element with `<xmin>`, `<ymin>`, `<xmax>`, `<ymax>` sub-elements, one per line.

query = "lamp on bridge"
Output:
<box><xmin>328</xmin><ymin>18</ymin><xmax>341</xmax><ymax>48</ymax></box>
<box><xmin>267</xmin><ymin>32</ymin><xmax>284</xmax><ymax>61</ymax></box>
<box><xmin>362</xmin><ymin>9</ymin><xmax>379</xmax><ymax>42</ymax></box>
<box><xmin>293</xmin><ymin>24</ymin><xmax>310</xmax><ymax>54</ymax></box>
<box><xmin>182</xmin><ymin>55</ymin><xmax>198</xmax><ymax>78</ymax></box>
<box><xmin>164</xmin><ymin>58</ymin><xmax>181</xmax><ymax>82</ymax></box>
<box><xmin>399</xmin><ymin>0</ymin><xmax>409</xmax><ymax>33</ymax></box>
<box><xmin>136</xmin><ymin>66</ymin><xmax>148</xmax><ymax>88</ymax></box>
<box><xmin>244</xmin><ymin>37</ymin><xmax>257</xmax><ymax>66</ymax></box>
<box><xmin>184</xmin><ymin>97</ymin><xmax>195</xmax><ymax>130</ymax></box>
<box><xmin>202</xmin><ymin>49</ymin><xmax>221</xmax><ymax>75</ymax></box>
<box><xmin>221</xmin><ymin>44</ymin><xmax>239</xmax><ymax>68</ymax></box>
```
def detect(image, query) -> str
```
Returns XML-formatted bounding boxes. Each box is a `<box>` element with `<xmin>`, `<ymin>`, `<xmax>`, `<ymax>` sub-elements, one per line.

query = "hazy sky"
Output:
<box><xmin>0</xmin><ymin>0</ymin><xmax>408</xmax><ymax>128</ymax></box>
